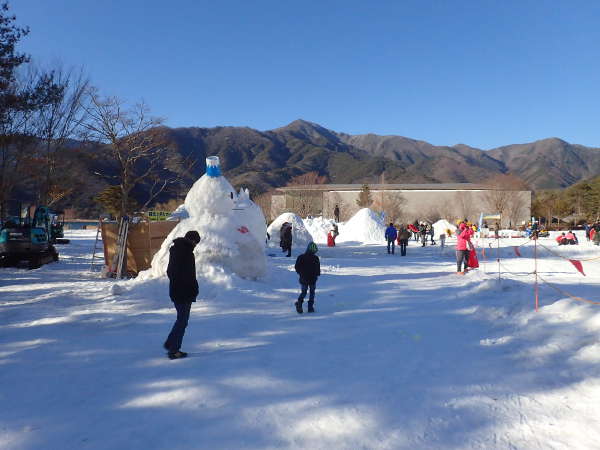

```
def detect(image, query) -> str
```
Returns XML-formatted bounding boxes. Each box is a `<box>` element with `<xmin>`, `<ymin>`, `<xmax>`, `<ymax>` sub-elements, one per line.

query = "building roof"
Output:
<box><xmin>274</xmin><ymin>183</ymin><xmax>497</xmax><ymax>192</ymax></box>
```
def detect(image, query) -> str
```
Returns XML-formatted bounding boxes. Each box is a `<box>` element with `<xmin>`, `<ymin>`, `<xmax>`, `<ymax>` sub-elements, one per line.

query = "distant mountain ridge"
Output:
<box><xmin>163</xmin><ymin>119</ymin><xmax>600</xmax><ymax>193</ymax></box>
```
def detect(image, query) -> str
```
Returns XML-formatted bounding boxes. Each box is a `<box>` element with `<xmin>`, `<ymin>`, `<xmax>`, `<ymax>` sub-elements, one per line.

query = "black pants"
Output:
<box><xmin>298</xmin><ymin>283</ymin><xmax>316</xmax><ymax>306</ymax></box>
<box><xmin>398</xmin><ymin>239</ymin><xmax>408</xmax><ymax>256</ymax></box>
<box><xmin>282</xmin><ymin>243</ymin><xmax>291</xmax><ymax>257</ymax></box>
<box><xmin>421</xmin><ymin>234</ymin><xmax>427</xmax><ymax>246</ymax></box>
<box><xmin>387</xmin><ymin>239</ymin><xmax>395</xmax><ymax>254</ymax></box>
<box><xmin>165</xmin><ymin>301</ymin><xmax>192</xmax><ymax>352</ymax></box>
<box><xmin>456</xmin><ymin>250</ymin><xmax>469</xmax><ymax>272</ymax></box>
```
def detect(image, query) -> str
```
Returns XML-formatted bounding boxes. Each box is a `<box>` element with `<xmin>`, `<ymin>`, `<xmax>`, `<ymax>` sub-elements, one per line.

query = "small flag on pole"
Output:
<box><xmin>569</xmin><ymin>259</ymin><xmax>585</xmax><ymax>276</ymax></box>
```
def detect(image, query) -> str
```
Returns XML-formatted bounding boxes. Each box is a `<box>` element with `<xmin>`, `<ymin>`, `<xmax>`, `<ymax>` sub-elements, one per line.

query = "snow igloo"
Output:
<box><xmin>267</xmin><ymin>212</ymin><xmax>314</xmax><ymax>250</ymax></box>
<box><xmin>138</xmin><ymin>156</ymin><xmax>267</xmax><ymax>281</ymax></box>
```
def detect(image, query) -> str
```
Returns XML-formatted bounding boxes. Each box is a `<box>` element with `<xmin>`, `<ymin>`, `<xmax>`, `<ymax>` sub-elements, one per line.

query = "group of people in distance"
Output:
<box><xmin>384</xmin><ymin>223</ymin><xmax>411</xmax><ymax>256</ymax></box>
<box><xmin>556</xmin><ymin>231</ymin><xmax>579</xmax><ymax>245</ymax></box>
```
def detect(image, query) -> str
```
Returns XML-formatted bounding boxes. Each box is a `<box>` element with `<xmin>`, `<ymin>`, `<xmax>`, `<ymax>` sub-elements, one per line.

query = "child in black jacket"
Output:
<box><xmin>294</xmin><ymin>242</ymin><xmax>320</xmax><ymax>313</ymax></box>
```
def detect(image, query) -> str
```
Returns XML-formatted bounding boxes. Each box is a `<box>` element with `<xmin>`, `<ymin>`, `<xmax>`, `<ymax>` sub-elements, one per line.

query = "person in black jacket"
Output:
<box><xmin>294</xmin><ymin>242</ymin><xmax>320</xmax><ymax>314</ymax></box>
<box><xmin>163</xmin><ymin>230</ymin><xmax>201</xmax><ymax>360</ymax></box>
<box><xmin>280</xmin><ymin>222</ymin><xmax>292</xmax><ymax>257</ymax></box>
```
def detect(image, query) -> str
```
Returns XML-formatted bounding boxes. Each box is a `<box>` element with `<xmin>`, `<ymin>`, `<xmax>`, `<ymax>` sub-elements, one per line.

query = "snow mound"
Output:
<box><xmin>303</xmin><ymin>216</ymin><xmax>337</xmax><ymax>244</ymax></box>
<box><xmin>433</xmin><ymin>219</ymin><xmax>457</xmax><ymax>238</ymax></box>
<box><xmin>138</xmin><ymin>157</ymin><xmax>267</xmax><ymax>283</ymax></box>
<box><xmin>337</xmin><ymin>208</ymin><xmax>385</xmax><ymax>244</ymax></box>
<box><xmin>267</xmin><ymin>213</ymin><xmax>314</xmax><ymax>249</ymax></box>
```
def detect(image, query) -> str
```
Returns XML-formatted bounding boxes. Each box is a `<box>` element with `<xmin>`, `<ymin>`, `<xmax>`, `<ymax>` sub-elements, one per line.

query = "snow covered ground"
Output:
<box><xmin>2</xmin><ymin>229</ymin><xmax>600</xmax><ymax>449</ymax></box>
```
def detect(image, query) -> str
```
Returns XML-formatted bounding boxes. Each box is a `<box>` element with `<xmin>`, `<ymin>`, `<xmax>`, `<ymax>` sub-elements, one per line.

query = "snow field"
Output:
<box><xmin>2</xmin><ymin>229</ymin><xmax>600</xmax><ymax>448</ymax></box>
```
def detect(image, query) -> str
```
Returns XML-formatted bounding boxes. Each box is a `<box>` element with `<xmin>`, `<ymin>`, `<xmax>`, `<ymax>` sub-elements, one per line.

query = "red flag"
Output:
<box><xmin>481</xmin><ymin>247</ymin><xmax>486</xmax><ymax>258</ymax></box>
<box><xmin>513</xmin><ymin>247</ymin><xmax>521</xmax><ymax>257</ymax></box>
<box><xmin>569</xmin><ymin>259</ymin><xmax>585</xmax><ymax>276</ymax></box>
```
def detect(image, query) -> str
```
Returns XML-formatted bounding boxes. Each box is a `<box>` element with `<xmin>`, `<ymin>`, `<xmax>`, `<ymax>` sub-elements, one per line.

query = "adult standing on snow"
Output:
<box><xmin>397</xmin><ymin>224</ymin><xmax>410</xmax><ymax>256</ymax></box>
<box><xmin>164</xmin><ymin>230</ymin><xmax>201</xmax><ymax>360</ymax></box>
<box><xmin>294</xmin><ymin>242</ymin><xmax>321</xmax><ymax>313</ymax></box>
<box><xmin>280</xmin><ymin>222</ymin><xmax>292</xmax><ymax>257</ymax></box>
<box><xmin>419</xmin><ymin>223</ymin><xmax>428</xmax><ymax>247</ymax></box>
<box><xmin>428</xmin><ymin>224</ymin><xmax>436</xmax><ymax>245</ymax></box>
<box><xmin>455</xmin><ymin>223</ymin><xmax>474</xmax><ymax>275</ymax></box>
<box><xmin>385</xmin><ymin>222</ymin><xmax>398</xmax><ymax>254</ymax></box>
<box><xmin>334</xmin><ymin>204</ymin><xmax>340</xmax><ymax>223</ymax></box>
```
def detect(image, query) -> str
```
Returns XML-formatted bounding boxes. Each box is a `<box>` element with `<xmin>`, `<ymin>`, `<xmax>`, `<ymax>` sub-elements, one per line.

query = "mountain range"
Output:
<box><xmin>162</xmin><ymin>119</ymin><xmax>600</xmax><ymax>194</ymax></box>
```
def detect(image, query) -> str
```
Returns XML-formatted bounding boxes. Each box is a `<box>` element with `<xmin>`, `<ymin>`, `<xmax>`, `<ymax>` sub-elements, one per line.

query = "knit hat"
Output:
<box><xmin>306</xmin><ymin>242</ymin><xmax>318</xmax><ymax>254</ymax></box>
<box><xmin>184</xmin><ymin>230</ymin><xmax>201</xmax><ymax>244</ymax></box>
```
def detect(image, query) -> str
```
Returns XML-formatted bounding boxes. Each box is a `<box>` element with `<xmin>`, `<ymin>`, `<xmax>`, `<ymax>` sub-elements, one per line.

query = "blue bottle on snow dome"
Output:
<box><xmin>206</xmin><ymin>156</ymin><xmax>221</xmax><ymax>177</ymax></box>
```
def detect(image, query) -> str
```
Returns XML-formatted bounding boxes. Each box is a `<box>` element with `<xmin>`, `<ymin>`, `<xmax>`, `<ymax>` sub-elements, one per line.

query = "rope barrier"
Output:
<box><xmin>537</xmin><ymin>241</ymin><xmax>600</xmax><ymax>262</ymax></box>
<box><xmin>537</xmin><ymin>275</ymin><xmax>600</xmax><ymax>306</ymax></box>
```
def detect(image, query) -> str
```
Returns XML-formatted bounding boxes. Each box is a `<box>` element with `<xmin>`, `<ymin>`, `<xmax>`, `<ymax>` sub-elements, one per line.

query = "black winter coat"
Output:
<box><xmin>295</xmin><ymin>252</ymin><xmax>320</xmax><ymax>285</ymax></box>
<box><xmin>166</xmin><ymin>237</ymin><xmax>198</xmax><ymax>303</ymax></box>
<box><xmin>280</xmin><ymin>225</ymin><xmax>292</xmax><ymax>248</ymax></box>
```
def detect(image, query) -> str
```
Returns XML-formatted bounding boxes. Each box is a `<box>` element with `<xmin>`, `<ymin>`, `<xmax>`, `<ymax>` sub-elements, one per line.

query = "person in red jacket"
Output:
<box><xmin>565</xmin><ymin>231</ymin><xmax>578</xmax><ymax>245</ymax></box>
<box><xmin>455</xmin><ymin>222</ymin><xmax>474</xmax><ymax>275</ymax></box>
<box><xmin>556</xmin><ymin>233</ymin><xmax>567</xmax><ymax>245</ymax></box>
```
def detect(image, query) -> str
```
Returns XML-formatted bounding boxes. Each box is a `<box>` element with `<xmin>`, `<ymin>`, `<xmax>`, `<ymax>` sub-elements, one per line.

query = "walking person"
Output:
<box><xmin>419</xmin><ymin>223</ymin><xmax>428</xmax><ymax>247</ymax></box>
<box><xmin>455</xmin><ymin>223</ymin><xmax>474</xmax><ymax>275</ymax></box>
<box><xmin>334</xmin><ymin>204</ymin><xmax>340</xmax><ymax>223</ymax></box>
<box><xmin>280</xmin><ymin>222</ymin><xmax>292</xmax><ymax>257</ymax></box>
<box><xmin>585</xmin><ymin>223</ymin><xmax>591</xmax><ymax>241</ymax></box>
<box><xmin>164</xmin><ymin>230</ymin><xmax>201</xmax><ymax>360</ymax></box>
<box><xmin>428</xmin><ymin>224</ymin><xmax>436</xmax><ymax>245</ymax></box>
<box><xmin>294</xmin><ymin>242</ymin><xmax>320</xmax><ymax>313</ymax></box>
<box><xmin>439</xmin><ymin>231</ymin><xmax>446</xmax><ymax>249</ymax></box>
<box><xmin>397</xmin><ymin>224</ymin><xmax>410</xmax><ymax>256</ymax></box>
<box><xmin>385</xmin><ymin>222</ymin><xmax>398</xmax><ymax>254</ymax></box>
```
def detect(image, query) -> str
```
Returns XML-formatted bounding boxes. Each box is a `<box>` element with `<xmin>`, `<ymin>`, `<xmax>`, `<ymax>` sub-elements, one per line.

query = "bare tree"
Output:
<box><xmin>454</xmin><ymin>191</ymin><xmax>477</xmax><ymax>222</ymax></box>
<box><xmin>286</xmin><ymin>171</ymin><xmax>328</xmax><ymax>217</ymax></box>
<box><xmin>82</xmin><ymin>90</ymin><xmax>192</xmax><ymax>218</ymax></box>
<box><xmin>483</xmin><ymin>174</ymin><xmax>529</xmax><ymax>226</ymax></box>
<box><xmin>0</xmin><ymin>68</ymin><xmax>55</xmax><ymax>218</ymax></box>
<box><xmin>372</xmin><ymin>191</ymin><xmax>406</xmax><ymax>223</ymax></box>
<box><xmin>31</xmin><ymin>66</ymin><xmax>89</xmax><ymax>205</ymax></box>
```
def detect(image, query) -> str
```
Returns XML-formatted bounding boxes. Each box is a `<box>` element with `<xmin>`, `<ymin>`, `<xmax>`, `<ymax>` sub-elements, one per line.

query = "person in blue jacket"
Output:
<box><xmin>385</xmin><ymin>222</ymin><xmax>398</xmax><ymax>254</ymax></box>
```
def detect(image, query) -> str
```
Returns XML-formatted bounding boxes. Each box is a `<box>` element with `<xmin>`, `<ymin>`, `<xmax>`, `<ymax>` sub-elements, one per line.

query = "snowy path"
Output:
<box><xmin>2</xmin><ymin>231</ymin><xmax>600</xmax><ymax>449</ymax></box>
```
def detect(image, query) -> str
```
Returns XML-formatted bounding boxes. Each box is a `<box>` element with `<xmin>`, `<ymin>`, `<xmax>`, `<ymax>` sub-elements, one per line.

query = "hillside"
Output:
<box><xmin>43</xmin><ymin>120</ymin><xmax>600</xmax><ymax>215</ymax></box>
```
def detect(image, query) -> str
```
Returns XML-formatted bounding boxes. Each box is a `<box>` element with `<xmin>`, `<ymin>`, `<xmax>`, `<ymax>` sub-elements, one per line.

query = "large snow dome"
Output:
<box><xmin>138</xmin><ymin>156</ymin><xmax>267</xmax><ymax>282</ymax></box>
<box><xmin>303</xmin><ymin>216</ymin><xmax>337</xmax><ymax>244</ymax></box>
<box><xmin>267</xmin><ymin>213</ymin><xmax>314</xmax><ymax>249</ymax></box>
<box><xmin>337</xmin><ymin>208</ymin><xmax>386</xmax><ymax>244</ymax></box>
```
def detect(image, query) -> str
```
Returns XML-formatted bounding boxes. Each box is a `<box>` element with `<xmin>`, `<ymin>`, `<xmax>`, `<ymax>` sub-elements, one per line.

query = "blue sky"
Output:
<box><xmin>11</xmin><ymin>0</ymin><xmax>600</xmax><ymax>149</ymax></box>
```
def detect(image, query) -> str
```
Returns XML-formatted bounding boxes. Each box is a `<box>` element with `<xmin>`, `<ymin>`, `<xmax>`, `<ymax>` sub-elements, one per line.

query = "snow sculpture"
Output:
<box><xmin>267</xmin><ymin>212</ymin><xmax>314</xmax><ymax>249</ymax></box>
<box><xmin>139</xmin><ymin>156</ymin><xmax>267</xmax><ymax>282</ymax></box>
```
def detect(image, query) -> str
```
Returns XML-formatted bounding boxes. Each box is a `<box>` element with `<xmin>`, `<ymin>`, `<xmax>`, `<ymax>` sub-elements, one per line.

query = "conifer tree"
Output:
<box><xmin>356</xmin><ymin>184</ymin><xmax>372</xmax><ymax>208</ymax></box>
